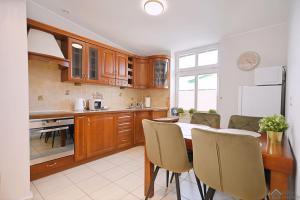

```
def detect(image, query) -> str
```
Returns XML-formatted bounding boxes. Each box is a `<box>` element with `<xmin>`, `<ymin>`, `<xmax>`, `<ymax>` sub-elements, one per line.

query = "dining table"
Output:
<box><xmin>144</xmin><ymin>123</ymin><xmax>294</xmax><ymax>200</ymax></box>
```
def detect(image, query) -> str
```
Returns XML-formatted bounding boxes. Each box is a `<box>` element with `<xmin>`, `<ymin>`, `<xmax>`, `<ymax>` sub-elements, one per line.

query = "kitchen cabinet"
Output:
<box><xmin>62</xmin><ymin>38</ymin><xmax>87</xmax><ymax>82</ymax></box>
<box><xmin>149</xmin><ymin>57</ymin><xmax>170</xmax><ymax>89</ymax></box>
<box><xmin>86</xmin><ymin>114</ymin><xmax>116</xmax><ymax>158</ymax></box>
<box><xmin>116</xmin><ymin>53</ymin><xmax>128</xmax><ymax>80</ymax></box>
<box><xmin>133</xmin><ymin>58</ymin><xmax>149</xmax><ymax>88</ymax></box>
<box><xmin>134</xmin><ymin>111</ymin><xmax>152</xmax><ymax>144</ymax></box>
<box><xmin>86</xmin><ymin>43</ymin><xmax>105</xmax><ymax>84</ymax></box>
<box><xmin>116</xmin><ymin>113</ymin><xmax>134</xmax><ymax>149</ymax></box>
<box><xmin>102</xmin><ymin>48</ymin><xmax>116</xmax><ymax>85</ymax></box>
<box><xmin>74</xmin><ymin>116</ymin><xmax>87</xmax><ymax>162</ymax></box>
<box><xmin>152</xmin><ymin>110</ymin><xmax>168</xmax><ymax>119</ymax></box>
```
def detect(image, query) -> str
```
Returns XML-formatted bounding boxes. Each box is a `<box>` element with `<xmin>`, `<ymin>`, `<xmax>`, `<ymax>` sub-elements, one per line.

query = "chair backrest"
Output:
<box><xmin>142</xmin><ymin>119</ymin><xmax>191</xmax><ymax>173</ymax></box>
<box><xmin>228</xmin><ymin>115</ymin><xmax>262</xmax><ymax>132</ymax></box>
<box><xmin>192</xmin><ymin>128</ymin><xmax>266</xmax><ymax>200</ymax></box>
<box><xmin>190</xmin><ymin>112</ymin><xmax>220</xmax><ymax>129</ymax></box>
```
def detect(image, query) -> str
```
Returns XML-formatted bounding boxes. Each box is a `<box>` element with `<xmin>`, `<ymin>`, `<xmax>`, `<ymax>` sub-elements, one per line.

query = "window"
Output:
<box><xmin>179</xmin><ymin>54</ymin><xmax>195</xmax><ymax>69</ymax></box>
<box><xmin>178</xmin><ymin>76</ymin><xmax>195</xmax><ymax>110</ymax></box>
<box><xmin>176</xmin><ymin>46</ymin><xmax>219</xmax><ymax>112</ymax></box>
<box><xmin>198</xmin><ymin>50</ymin><xmax>218</xmax><ymax>66</ymax></box>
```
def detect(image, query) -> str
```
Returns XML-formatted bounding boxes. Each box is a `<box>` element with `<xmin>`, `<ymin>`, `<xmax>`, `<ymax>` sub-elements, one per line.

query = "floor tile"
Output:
<box><xmin>87</xmin><ymin>159</ymin><xmax>116</xmax><ymax>173</ymax></box>
<box><xmin>76</xmin><ymin>174</ymin><xmax>111</xmax><ymax>194</ymax></box>
<box><xmin>89</xmin><ymin>183</ymin><xmax>128</xmax><ymax>200</ymax></box>
<box><xmin>123</xmin><ymin>193</ymin><xmax>141</xmax><ymax>200</ymax></box>
<box><xmin>62</xmin><ymin>165</ymin><xmax>87</xmax><ymax>175</ymax></box>
<box><xmin>100</xmin><ymin>166</ymin><xmax>131</xmax><ymax>182</ymax></box>
<box><xmin>132</xmin><ymin>184</ymin><xmax>169</xmax><ymax>199</ymax></box>
<box><xmin>33</xmin><ymin>174</ymin><xmax>73</xmax><ymax>197</ymax></box>
<box><xmin>103</xmin><ymin>153</ymin><xmax>134</xmax><ymax>165</ymax></box>
<box><xmin>43</xmin><ymin>185</ymin><xmax>85</xmax><ymax>200</ymax></box>
<box><xmin>114</xmin><ymin>173</ymin><xmax>143</xmax><ymax>192</ymax></box>
<box><xmin>65</xmin><ymin>167</ymin><xmax>97</xmax><ymax>183</ymax></box>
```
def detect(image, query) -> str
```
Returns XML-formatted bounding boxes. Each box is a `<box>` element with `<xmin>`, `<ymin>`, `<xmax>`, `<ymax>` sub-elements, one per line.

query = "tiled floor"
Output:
<box><xmin>31</xmin><ymin>146</ymin><xmax>234</xmax><ymax>200</ymax></box>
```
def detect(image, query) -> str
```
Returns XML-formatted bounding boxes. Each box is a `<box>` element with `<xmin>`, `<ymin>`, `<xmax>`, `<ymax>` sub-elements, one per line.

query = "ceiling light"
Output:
<box><xmin>144</xmin><ymin>0</ymin><xmax>164</xmax><ymax>16</ymax></box>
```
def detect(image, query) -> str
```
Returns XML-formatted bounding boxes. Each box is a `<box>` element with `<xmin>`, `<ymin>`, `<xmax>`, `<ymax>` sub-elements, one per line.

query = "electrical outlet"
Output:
<box><xmin>38</xmin><ymin>95</ymin><xmax>44</xmax><ymax>101</ymax></box>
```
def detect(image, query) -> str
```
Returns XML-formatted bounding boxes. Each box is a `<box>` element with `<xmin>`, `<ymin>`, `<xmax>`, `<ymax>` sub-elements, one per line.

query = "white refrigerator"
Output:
<box><xmin>238</xmin><ymin>66</ymin><xmax>286</xmax><ymax>117</ymax></box>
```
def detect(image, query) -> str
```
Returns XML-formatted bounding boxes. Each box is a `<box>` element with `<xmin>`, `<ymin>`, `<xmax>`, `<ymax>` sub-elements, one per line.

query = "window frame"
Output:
<box><xmin>175</xmin><ymin>44</ymin><xmax>219</xmax><ymax>111</ymax></box>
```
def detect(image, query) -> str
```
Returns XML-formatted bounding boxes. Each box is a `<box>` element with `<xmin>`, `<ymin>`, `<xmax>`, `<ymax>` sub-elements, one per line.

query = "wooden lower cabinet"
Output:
<box><xmin>86</xmin><ymin>114</ymin><xmax>116</xmax><ymax>158</ymax></box>
<box><xmin>30</xmin><ymin>155</ymin><xmax>74</xmax><ymax>180</ymax></box>
<box><xmin>152</xmin><ymin>110</ymin><xmax>168</xmax><ymax>119</ymax></box>
<box><xmin>116</xmin><ymin>112</ymin><xmax>134</xmax><ymax>148</ymax></box>
<box><xmin>31</xmin><ymin>110</ymin><xmax>168</xmax><ymax>180</ymax></box>
<box><xmin>74</xmin><ymin>116</ymin><xmax>87</xmax><ymax>161</ymax></box>
<box><xmin>134</xmin><ymin>111</ymin><xmax>152</xmax><ymax>144</ymax></box>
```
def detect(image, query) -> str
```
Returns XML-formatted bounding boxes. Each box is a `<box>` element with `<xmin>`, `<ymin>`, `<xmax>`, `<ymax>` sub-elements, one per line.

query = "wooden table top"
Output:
<box><xmin>176</xmin><ymin>122</ymin><xmax>294</xmax><ymax>175</ymax></box>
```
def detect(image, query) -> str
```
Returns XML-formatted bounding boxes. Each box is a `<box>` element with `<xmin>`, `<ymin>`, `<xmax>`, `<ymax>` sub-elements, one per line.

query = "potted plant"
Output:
<box><xmin>177</xmin><ymin>108</ymin><xmax>185</xmax><ymax>117</ymax></box>
<box><xmin>259</xmin><ymin>115</ymin><xmax>288</xmax><ymax>143</ymax></box>
<box><xmin>208</xmin><ymin>109</ymin><xmax>217</xmax><ymax>114</ymax></box>
<box><xmin>188</xmin><ymin>108</ymin><xmax>197</xmax><ymax>116</ymax></box>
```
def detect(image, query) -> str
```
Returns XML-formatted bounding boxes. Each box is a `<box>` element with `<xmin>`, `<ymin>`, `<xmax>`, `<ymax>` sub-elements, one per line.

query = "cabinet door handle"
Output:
<box><xmin>46</xmin><ymin>162</ymin><xmax>57</xmax><ymax>167</ymax></box>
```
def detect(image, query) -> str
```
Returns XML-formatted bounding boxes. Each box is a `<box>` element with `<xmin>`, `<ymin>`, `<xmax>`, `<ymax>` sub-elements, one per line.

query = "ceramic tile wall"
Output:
<box><xmin>29</xmin><ymin>60</ymin><xmax>169</xmax><ymax>111</ymax></box>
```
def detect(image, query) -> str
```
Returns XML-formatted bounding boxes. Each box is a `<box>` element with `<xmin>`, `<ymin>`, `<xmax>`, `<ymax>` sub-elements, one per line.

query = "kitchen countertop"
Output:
<box><xmin>29</xmin><ymin>107</ymin><xmax>169</xmax><ymax>119</ymax></box>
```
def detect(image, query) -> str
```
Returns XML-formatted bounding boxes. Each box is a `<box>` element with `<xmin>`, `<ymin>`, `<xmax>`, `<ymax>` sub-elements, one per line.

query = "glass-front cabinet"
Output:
<box><xmin>150</xmin><ymin>58</ymin><xmax>169</xmax><ymax>88</ymax></box>
<box><xmin>86</xmin><ymin>44</ymin><xmax>102</xmax><ymax>83</ymax></box>
<box><xmin>69</xmin><ymin>38</ymin><xmax>86</xmax><ymax>81</ymax></box>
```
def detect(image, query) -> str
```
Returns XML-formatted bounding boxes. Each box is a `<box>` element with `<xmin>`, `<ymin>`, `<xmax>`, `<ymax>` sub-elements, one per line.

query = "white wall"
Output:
<box><xmin>26</xmin><ymin>0</ymin><xmax>132</xmax><ymax>54</ymax></box>
<box><xmin>218</xmin><ymin>23</ymin><xmax>288</xmax><ymax>127</ymax></box>
<box><xmin>286</xmin><ymin>0</ymin><xmax>300</xmax><ymax>197</ymax></box>
<box><xmin>0</xmin><ymin>0</ymin><xmax>31</xmax><ymax>200</ymax></box>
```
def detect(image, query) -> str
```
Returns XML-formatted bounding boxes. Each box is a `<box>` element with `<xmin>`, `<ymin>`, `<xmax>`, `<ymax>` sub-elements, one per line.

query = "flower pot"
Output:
<box><xmin>178</xmin><ymin>113</ymin><xmax>184</xmax><ymax>117</ymax></box>
<box><xmin>267</xmin><ymin>131</ymin><xmax>283</xmax><ymax>143</ymax></box>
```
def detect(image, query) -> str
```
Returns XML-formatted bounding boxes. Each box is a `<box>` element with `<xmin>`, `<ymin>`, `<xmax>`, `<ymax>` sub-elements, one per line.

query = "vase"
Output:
<box><xmin>267</xmin><ymin>131</ymin><xmax>283</xmax><ymax>143</ymax></box>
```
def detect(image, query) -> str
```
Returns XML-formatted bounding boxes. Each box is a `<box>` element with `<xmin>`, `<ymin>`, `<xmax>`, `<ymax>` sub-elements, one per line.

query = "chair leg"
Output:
<box><xmin>170</xmin><ymin>172</ymin><xmax>175</xmax><ymax>183</ymax></box>
<box><xmin>52</xmin><ymin>131</ymin><xmax>57</xmax><ymax>148</ymax></box>
<box><xmin>203</xmin><ymin>183</ymin><xmax>207</xmax><ymax>195</ymax></box>
<box><xmin>166</xmin><ymin>170</ymin><xmax>169</xmax><ymax>187</ymax></box>
<box><xmin>204</xmin><ymin>188</ymin><xmax>216</xmax><ymax>200</ymax></box>
<box><xmin>145</xmin><ymin>166</ymin><xmax>160</xmax><ymax>200</ymax></box>
<box><xmin>175</xmin><ymin>173</ymin><xmax>181</xmax><ymax>200</ymax></box>
<box><xmin>194</xmin><ymin>173</ymin><xmax>204</xmax><ymax>200</ymax></box>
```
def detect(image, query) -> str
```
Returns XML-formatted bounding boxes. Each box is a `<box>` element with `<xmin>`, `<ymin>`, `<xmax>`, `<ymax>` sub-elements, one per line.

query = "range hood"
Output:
<box><xmin>28</xmin><ymin>29</ymin><xmax>69</xmax><ymax>67</ymax></box>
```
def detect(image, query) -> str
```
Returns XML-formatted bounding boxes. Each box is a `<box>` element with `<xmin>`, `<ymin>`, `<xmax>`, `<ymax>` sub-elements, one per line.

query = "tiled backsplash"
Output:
<box><xmin>29</xmin><ymin>60</ymin><xmax>169</xmax><ymax>111</ymax></box>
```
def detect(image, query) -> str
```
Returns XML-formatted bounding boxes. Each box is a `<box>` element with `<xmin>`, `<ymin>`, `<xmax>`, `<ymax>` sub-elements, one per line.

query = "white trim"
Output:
<box><xmin>175</xmin><ymin>44</ymin><xmax>220</xmax><ymax>111</ymax></box>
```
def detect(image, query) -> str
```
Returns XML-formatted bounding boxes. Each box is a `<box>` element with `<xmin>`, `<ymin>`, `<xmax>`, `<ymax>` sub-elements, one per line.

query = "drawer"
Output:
<box><xmin>117</xmin><ymin>114</ymin><xmax>133</xmax><ymax>122</ymax></box>
<box><xmin>117</xmin><ymin>133</ymin><xmax>133</xmax><ymax>148</ymax></box>
<box><xmin>118</xmin><ymin>129</ymin><xmax>133</xmax><ymax>135</ymax></box>
<box><xmin>117</xmin><ymin>122</ymin><xmax>132</xmax><ymax>130</ymax></box>
<box><xmin>30</xmin><ymin>155</ymin><xmax>74</xmax><ymax>180</ymax></box>
<box><xmin>116</xmin><ymin>79</ymin><xmax>128</xmax><ymax>87</ymax></box>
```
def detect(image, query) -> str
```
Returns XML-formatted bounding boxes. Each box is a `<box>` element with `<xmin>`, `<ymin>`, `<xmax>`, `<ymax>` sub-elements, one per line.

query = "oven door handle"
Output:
<box><xmin>34</xmin><ymin>126</ymin><xmax>69</xmax><ymax>133</ymax></box>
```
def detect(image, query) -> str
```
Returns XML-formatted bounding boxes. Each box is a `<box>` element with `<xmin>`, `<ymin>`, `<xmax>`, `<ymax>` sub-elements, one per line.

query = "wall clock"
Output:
<box><xmin>237</xmin><ymin>51</ymin><xmax>260</xmax><ymax>71</ymax></box>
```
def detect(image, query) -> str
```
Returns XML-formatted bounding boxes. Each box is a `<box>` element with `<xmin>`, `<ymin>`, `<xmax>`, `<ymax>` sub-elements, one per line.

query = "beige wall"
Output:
<box><xmin>29</xmin><ymin>60</ymin><xmax>169</xmax><ymax>111</ymax></box>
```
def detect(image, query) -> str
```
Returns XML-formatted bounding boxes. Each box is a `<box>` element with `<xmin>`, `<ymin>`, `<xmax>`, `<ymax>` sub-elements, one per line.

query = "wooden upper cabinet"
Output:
<box><xmin>149</xmin><ymin>58</ymin><xmax>170</xmax><ymax>89</ymax></box>
<box><xmin>86</xmin><ymin>43</ymin><xmax>103</xmax><ymax>84</ymax></box>
<box><xmin>102</xmin><ymin>48</ymin><xmax>116</xmax><ymax>79</ymax></box>
<box><xmin>133</xmin><ymin>58</ymin><xmax>149</xmax><ymax>89</ymax></box>
<box><xmin>86</xmin><ymin>114</ymin><xmax>116</xmax><ymax>158</ymax></box>
<box><xmin>62</xmin><ymin>38</ymin><xmax>87</xmax><ymax>82</ymax></box>
<box><xmin>115</xmin><ymin>53</ymin><xmax>128</xmax><ymax>80</ymax></box>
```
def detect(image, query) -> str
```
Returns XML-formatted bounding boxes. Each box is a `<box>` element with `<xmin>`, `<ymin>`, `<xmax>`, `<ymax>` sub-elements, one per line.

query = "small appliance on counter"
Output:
<box><xmin>74</xmin><ymin>98</ymin><xmax>86</xmax><ymax>111</ymax></box>
<box><xmin>88</xmin><ymin>99</ymin><xmax>102</xmax><ymax>111</ymax></box>
<box><xmin>145</xmin><ymin>96</ymin><xmax>151</xmax><ymax>108</ymax></box>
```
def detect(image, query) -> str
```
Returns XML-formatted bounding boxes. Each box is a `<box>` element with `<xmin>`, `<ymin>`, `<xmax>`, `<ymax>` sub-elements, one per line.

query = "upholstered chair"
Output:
<box><xmin>191</xmin><ymin>128</ymin><xmax>268</xmax><ymax>200</ymax></box>
<box><xmin>228</xmin><ymin>115</ymin><xmax>262</xmax><ymax>132</ymax></box>
<box><xmin>190</xmin><ymin>112</ymin><xmax>220</xmax><ymax>129</ymax></box>
<box><xmin>142</xmin><ymin>119</ymin><xmax>193</xmax><ymax>200</ymax></box>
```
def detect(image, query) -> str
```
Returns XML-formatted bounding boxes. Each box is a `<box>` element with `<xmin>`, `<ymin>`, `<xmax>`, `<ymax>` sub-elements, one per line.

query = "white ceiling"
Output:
<box><xmin>31</xmin><ymin>0</ymin><xmax>288</xmax><ymax>56</ymax></box>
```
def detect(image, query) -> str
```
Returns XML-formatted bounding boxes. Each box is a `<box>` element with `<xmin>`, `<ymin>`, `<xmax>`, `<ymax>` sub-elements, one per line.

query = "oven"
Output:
<box><xmin>29</xmin><ymin>117</ymin><xmax>74</xmax><ymax>165</ymax></box>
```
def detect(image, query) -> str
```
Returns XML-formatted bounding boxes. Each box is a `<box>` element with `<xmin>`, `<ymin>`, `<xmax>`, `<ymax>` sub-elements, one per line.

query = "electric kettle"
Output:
<box><xmin>74</xmin><ymin>98</ymin><xmax>86</xmax><ymax>111</ymax></box>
